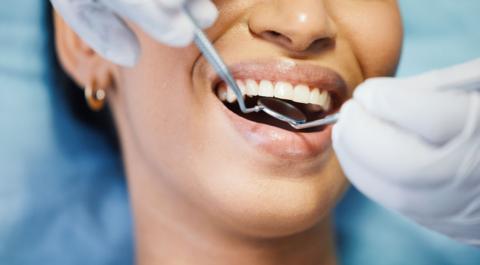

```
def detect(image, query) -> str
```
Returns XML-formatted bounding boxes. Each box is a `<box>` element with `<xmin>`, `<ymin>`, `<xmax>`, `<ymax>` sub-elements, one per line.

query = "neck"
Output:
<box><xmin>127</xmin><ymin>169</ymin><xmax>338</xmax><ymax>265</ymax></box>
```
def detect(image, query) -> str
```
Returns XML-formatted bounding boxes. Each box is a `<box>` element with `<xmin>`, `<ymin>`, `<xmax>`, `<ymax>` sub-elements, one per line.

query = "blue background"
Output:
<box><xmin>1</xmin><ymin>0</ymin><xmax>479</xmax><ymax>264</ymax></box>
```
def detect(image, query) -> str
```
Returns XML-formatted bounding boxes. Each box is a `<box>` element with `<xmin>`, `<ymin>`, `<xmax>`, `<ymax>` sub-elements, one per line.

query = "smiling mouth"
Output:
<box><xmin>211</xmin><ymin>62</ymin><xmax>347</xmax><ymax>132</ymax></box>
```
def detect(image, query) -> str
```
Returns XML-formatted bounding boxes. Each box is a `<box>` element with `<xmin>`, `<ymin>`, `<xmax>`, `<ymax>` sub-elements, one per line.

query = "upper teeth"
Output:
<box><xmin>217</xmin><ymin>79</ymin><xmax>332</xmax><ymax>111</ymax></box>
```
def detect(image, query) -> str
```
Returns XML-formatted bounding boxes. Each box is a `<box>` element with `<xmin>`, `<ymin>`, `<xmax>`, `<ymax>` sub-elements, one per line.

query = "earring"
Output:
<box><xmin>84</xmin><ymin>82</ymin><xmax>106</xmax><ymax>112</ymax></box>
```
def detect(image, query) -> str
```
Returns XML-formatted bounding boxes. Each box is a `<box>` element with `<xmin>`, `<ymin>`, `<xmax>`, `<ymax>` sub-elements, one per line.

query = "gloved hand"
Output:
<box><xmin>50</xmin><ymin>0</ymin><xmax>218</xmax><ymax>66</ymax></box>
<box><xmin>333</xmin><ymin>59</ymin><xmax>480</xmax><ymax>246</ymax></box>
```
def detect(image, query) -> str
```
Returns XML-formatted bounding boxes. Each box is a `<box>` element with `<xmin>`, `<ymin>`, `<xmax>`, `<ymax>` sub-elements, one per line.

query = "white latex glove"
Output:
<box><xmin>50</xmin><ymin>0</ymin><xmax>218</xmax><ymax>66</ymax></box>
<box><xmin>333</xmin><ymin>59</ymin><xmax>480</xmax><ymax>246</ymax></box>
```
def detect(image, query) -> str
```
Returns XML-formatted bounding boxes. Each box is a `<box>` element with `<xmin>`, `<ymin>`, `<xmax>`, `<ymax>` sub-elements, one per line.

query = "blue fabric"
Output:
<box><xmin>0</xmin><ymin>1</ymin><xmax>133</xmax><ymax>264</ymax></box>
<box><xmin>336</xmin><ymin>0</ymin><xmax>480</xmax><ymax>264</ymax></box>
<box><xmin>0</xmin><ymin>0</ymin><xmax>479</xmax><ymax>264</ymax></box>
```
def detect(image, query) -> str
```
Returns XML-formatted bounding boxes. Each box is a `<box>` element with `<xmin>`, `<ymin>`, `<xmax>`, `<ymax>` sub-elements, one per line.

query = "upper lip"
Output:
<box><xmin>207</xmin><ymin>59</ymin><xmax>349</xmax><ymax>110</ymax></box>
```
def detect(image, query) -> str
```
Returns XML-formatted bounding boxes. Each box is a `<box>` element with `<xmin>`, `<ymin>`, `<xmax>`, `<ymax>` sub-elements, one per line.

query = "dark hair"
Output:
<box><xmin>46</xmin><ymin>5</ymin><xmax>119</xmax><ymax>151</ymax></box>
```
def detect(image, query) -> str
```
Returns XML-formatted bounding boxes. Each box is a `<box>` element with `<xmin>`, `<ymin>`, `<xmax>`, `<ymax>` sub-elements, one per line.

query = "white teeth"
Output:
<box><xmin>245</xmin><ymin>79</ymin><xmax>258</xmax><ymax>96</ymax></box>
<box><xmin>274</xmin><ymin>81</ymin><xmax>294</xmax><ymax>100</ymax></box>
<box><xmin>321</xmin><ymin>90</ymin><xmax>332</xmax><ymax>110</ymax></box>
<box><xmin>217</xmin><ymin>86</ymin><xmax>227</xmax><ymax>101</ymax></box>
<box><xmin>226</xmin><ymin>81</ymin><xmax>246</xmax><ymax>103</ymax></box>
<box><xmin>258</xmin><ymin>80</ymin><xmax>274</xmax><ymax>97</ymax></box>
<box><xmin>293</xmin><ymin>84</ymin><xmax>310</xmax><ymax>104</ymax></box>
<box><xmin>226</xmin><ymin>84</ymin><xmax>237</xmax><ymax>103</ymax></box>
<box><xmin>237</xmin><ymin>80</ymin><xmax>246</xmax><ymax>94</ymax></box>
<box><xmin>309</xmin><ymin>88</ymin><xmax>320</xmax><ymax>106</ymax></box>
<box><xmin>319</xmin><ymin>90</ymin><xmax>332</xmax><ymax>110</ymax></box>
<box><xmin>309</xmin><ymin>88</ymin><xmax>330</xmax><ymax>110</ymax></box>
<box><xmin>217</xmin><ymin>79</ymin><xmax>333</xmax><ymax>111</ymax></box>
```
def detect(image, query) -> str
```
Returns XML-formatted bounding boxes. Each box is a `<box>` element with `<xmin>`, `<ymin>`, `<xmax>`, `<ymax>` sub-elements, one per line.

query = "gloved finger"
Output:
<box><xmin>102</xmin><ymin>0</ymin><xmax>218</xmax><ymax>47</ymax></box>
<box><xmin>333</xmin><ymin>137</ymin><xmax>479</xmax><ymax>220</ymax></box>
<box><xmin>152</xmin><ymin>13</ymin><xmax>197</xmax><ymax>46</ymax></box>
<box><xmin>442</xmin><ymin>59</ymin><xmax>480</xmax><ymax>91</ymax></box>
<box><xmin>333</xmin><ymin>133</ymin><xmax>431</xmax><ymax>217</ymax></box>
<box><xmin>354</xmin><ymin>77</ymin><xmax>471</xmax><ymax>145</ymax></box>
<box><xmin>51</xmin><ymin>0</ymin><xmax>140</xmax><ymax>66</ymax></box>
<box><xmin>332</xmin><ymin>100</ymin><xmax>458</xmax><ymax>187</ymax></box>
<box><xmin>186</xmin><ymin>0</ymin><xmax>219</xmax><ymax>29</ymax></box>
<box><xmin>157</xmin><ymin>0</ymin><xmax>187</xmax><ymax>9</ymax></box>
<box><xmin>336</xmin><ymin>125</ymin><xmax>480</xmax><ymax>235</ymax></box>
<box><xmin>416</xmin><ymin>58</ymin><xmax>480</xmax><ymax>90</ymax></box>
<box><xmin>152</xmin><ymin>0</ymin><xmax>218</xmax><ymax>29</ymax></box>
<box><xmin>100</xmin><ymin>0</ymin><xmax>195</xmax><ymax>46</ymax></box>
<box><xmin>333</xmin><ymin>137</ymin><xmax>408</xmax><ymax>212</ymax></box>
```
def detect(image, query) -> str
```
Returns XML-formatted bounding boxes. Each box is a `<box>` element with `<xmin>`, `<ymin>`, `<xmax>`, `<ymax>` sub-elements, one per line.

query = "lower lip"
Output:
<box><xmin>217</xmin><ymin>100</ymin><xmax>333</xmax><ymax>160</ymax></box>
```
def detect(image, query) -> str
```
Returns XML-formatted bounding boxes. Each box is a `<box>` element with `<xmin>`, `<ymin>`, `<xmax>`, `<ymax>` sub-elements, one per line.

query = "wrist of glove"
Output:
<box><xmin>50</xmin><ymin>0</ymin><xmax>218</xmax><ymax>66</ymax></box>
<box><xmin>333</xmin><ymin>59</ymin><xmax>480</xmax><ymax>246</ymax></box>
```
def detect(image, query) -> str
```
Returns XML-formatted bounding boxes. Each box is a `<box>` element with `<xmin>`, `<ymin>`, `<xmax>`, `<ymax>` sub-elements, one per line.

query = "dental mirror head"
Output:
<box><xmin>257</xmin><ymin>98</ymin><xmax>306</xmax><ymax>124</ymax></box>
<box><xmin>256</xmin><ymin>97</ymin><xmax>340</xmax><ymax>129</ymax></box>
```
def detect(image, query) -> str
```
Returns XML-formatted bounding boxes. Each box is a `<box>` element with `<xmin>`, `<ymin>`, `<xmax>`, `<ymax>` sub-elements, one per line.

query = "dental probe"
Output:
<box><xmin>184</xmin><ymin>9</ymin><xmax>339</xmax><ymax>129</ymax></box>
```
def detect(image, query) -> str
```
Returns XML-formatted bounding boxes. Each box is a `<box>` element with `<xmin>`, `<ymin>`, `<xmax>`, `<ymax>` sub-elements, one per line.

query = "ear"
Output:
<box><xmin>53</xmin><ymin>11</ymin><xmax>113</xmax><ymax>91</ymax></box>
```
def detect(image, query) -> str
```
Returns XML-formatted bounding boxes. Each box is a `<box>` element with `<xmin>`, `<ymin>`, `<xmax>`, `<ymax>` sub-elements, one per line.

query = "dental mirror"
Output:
<box><xmin>257</xmin><ymin>98</ymin><xmax>306</xmax><ymax>124</ymax></box>
<box><xmin>186</xmin><ymin>9</ymin><xmax>339</xmax><ymax>130</ymax></box>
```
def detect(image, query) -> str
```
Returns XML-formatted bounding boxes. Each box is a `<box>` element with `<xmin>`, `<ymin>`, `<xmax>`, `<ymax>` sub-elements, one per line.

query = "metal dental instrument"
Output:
<box><xmin>185</xmin><ymin>10</ymin><xmax>339</xmax><ymax>130</ymax></box>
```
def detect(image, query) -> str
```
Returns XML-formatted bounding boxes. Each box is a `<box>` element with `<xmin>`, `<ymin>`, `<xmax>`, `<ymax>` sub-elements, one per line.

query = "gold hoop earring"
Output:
<box><xmin>84</xmin><ymin>83</ymin><xmax>106</xmax><ymax>112</ymax></box>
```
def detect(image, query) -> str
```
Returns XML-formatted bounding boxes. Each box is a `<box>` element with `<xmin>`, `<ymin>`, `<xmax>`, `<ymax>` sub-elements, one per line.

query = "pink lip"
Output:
<box><xmin>207</xmin><ymin>59</ymin><xmax>348</xmax><ymax>160</ymax></box>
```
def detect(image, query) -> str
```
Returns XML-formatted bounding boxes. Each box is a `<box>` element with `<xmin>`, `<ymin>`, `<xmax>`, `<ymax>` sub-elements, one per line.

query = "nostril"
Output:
<box><xmin>261</xmin><ymin>30</ymin><xmax>292</xmax><ymax>46</ymax></box>
<box><xmin>267</xmin><ymin>30</ymin><xmax>281</xmax><ymax>37</ymax></box>
<box><xmin>310</xmin><ymin>37</ymin><xmax>335</xmax><ymax>51</ymax></box>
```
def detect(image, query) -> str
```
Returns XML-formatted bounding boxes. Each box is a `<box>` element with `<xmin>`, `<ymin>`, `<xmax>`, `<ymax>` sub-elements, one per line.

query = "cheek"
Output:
<box><xmin>115</xmin><ymin>30</ymin><xmax>204</xmax><ymax>179</ymax></box>
<box><xmin>332</xmin><ymin>0</ymin><xmax>403</xmax><ymax>78</ymax></box>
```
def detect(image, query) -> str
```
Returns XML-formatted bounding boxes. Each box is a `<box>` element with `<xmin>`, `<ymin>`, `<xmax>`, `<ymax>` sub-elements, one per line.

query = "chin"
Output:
<box><xmin>200</xmin><ymin>161</ymin><xmax>347</xmax><ymax>239</ymax></box>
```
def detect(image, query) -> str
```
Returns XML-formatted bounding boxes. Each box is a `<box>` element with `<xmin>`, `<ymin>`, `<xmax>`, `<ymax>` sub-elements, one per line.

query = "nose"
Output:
<box><xmin>248</xmin><ymin>0</ymin><xmax>337</xmax><ymax>53</ymax></box>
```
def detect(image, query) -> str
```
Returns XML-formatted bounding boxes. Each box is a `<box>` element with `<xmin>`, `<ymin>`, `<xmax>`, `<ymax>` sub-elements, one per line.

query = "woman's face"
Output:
<box><xmin>61</xmin><ymin>0</ymin><xmax>402</xmax><ymax>238</ymax></box>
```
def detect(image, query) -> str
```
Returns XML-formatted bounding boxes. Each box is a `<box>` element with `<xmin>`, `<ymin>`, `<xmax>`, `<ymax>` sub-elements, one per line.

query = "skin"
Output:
<box><xmin>54</xmin><ymin>0</ymin><xmax>402</xmax><ymax>264</ymax></box>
